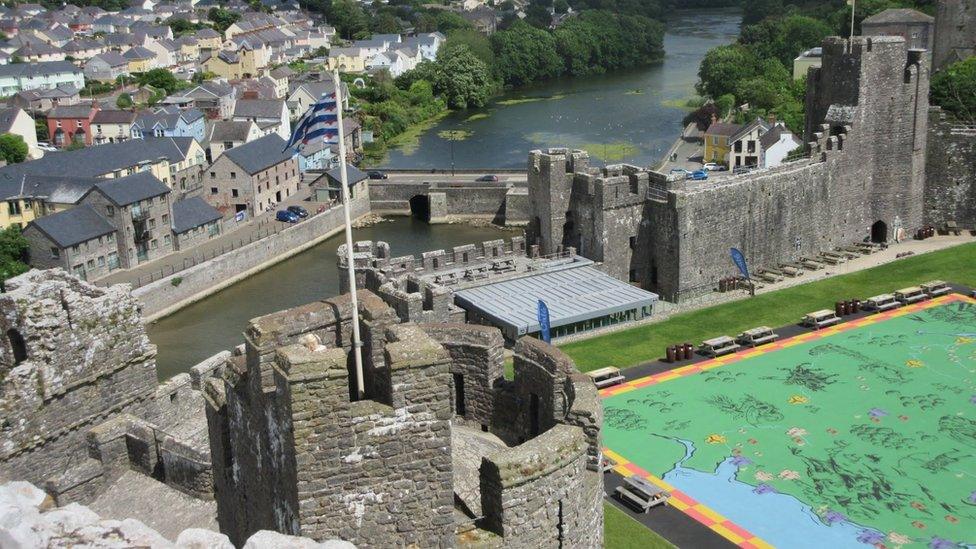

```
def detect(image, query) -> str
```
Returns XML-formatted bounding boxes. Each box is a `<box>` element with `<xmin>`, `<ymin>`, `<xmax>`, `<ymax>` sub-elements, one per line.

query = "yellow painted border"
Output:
<box><xmin>601</xmin><ymin>292</ymin><xmax>975</xmax><ymax>548</ymax></box>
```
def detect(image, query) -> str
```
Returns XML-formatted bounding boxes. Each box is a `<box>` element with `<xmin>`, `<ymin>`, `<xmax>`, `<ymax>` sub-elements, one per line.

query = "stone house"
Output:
<box><xmin>205</xmin><ymin>119</ymin><xmax>261</xmax><ymax>160</ymax></box>
<box><xmin>0</xmin><ymin>61</ymin><xmax>84</xmax><ymax>97</ymax></box>
<box><xmin>48</xmin><ymin>103</ymin><xmax>99</xmax><ymax>147</ymax></box>
<box><xmin>23</xmin><ymin>204</ymin><xmax>120</xmax><ymax>280</ymax></box>
<box><xmin>231</xmin><ymin>98</ymin><xmax>290</xmax><ymax>140</ymax></box>
<box><xmin>78</xmin><ymin>172</ymin><xmax>174</xmax><ymax>266</ymax></box>
<box><xmin>91</xmin><ymin>109</ymin><xmax>137</xmax><ymax>144</ymax></box>
<box><xmin>862</xmin><ymin>8</ymin><xmax>934</xmax><ymax>52</ymax></box>
<box><xmin>10</xmin><ymin>85</ymin><xmax>81</xmax><ymax>115</ymax></box>
<box><xmin>205</xmin><ymin>133</ymin><xmax>299</xmax><ymax>218</ymax></box>
<box><xmin>171</xmin><ymin>196</ymin><xmax>222</xmax><ymax>251</ymax></box>
<box><xmin>0</xmin><ymin>107</ymin><xmax>40</xmax><ymax>159</ymax></box>
<box><xmin>193</xmin><ymin>27</ymin><xmax>223</xmax><ymax>50</ymax></box>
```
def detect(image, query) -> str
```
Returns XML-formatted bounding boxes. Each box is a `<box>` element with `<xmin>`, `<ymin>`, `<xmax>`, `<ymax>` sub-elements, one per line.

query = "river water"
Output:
<box><xmin>380</xmin><ymin>9</ymin><xmax>742</xmax><ymax>169</ymax></box>
<box><xmin>148</xmin><ymin>10</ymin><xmax>741</xmax><ymax>379</ymax></box>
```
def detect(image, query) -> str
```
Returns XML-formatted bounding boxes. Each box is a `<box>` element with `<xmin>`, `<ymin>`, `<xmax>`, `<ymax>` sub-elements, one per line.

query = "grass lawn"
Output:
<box><xmin>604</xmin><ymin>502</ymin><xmax>676</xmax><ymax>549</ymax></box>
<box><xmin>561</xmin><ymin>242</ymin><xmax>976</xmax><ymax>372</ymax></box>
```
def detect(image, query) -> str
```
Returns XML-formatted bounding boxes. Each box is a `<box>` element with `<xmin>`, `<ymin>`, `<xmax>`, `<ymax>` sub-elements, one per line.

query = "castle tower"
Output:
<box><xmin>933</xmin><ymin>0</ymin><xmax>976</xmax><ymax>70</ymax></box>
<box><xmin>805</xmin><ymin>36</ymin><xmax>929</xmax><ymax>240</ymax></box>
<box><xmin>526</xmin><ymin>148</ymin><xmax>588</xmax><ymax>254</ymax></box>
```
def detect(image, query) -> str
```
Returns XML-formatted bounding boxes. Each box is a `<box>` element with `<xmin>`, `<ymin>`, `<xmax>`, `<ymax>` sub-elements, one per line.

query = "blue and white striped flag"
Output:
<box><xmin>283</xmin><ymin>92</ymin><xmax>340</xmax><ymax>152</ymax></box>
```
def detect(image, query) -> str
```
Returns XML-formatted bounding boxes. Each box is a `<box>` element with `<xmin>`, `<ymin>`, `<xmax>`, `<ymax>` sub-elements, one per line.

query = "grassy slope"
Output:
<box><xmin>604</xmin><ymin>502</ymin><xmax>676</xmax><ymax>549</ymax></box>
<box><xmin>562</xmin><ymin>242</ymin><xmax>976</xmax><ymax>372</ymax></box>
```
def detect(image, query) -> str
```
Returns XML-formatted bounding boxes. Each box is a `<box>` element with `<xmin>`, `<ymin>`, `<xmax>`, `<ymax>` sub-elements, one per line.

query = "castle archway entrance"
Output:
<box><xmin>409</xmin><ymin>195</ymin><xmax>430</xmax><ymax>222</ymax></box>
<box><xmin>871</xmin><ymin>220</ymin><xmax>888</xmax><ymax>243</ymax></box>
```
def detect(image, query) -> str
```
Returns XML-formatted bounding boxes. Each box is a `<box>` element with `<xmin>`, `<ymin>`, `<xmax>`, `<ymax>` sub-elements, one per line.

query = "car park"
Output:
<box><xmin>276</xmin><ymin>210</ymin><xmax>300</xmax><ymax>223</ymax></box>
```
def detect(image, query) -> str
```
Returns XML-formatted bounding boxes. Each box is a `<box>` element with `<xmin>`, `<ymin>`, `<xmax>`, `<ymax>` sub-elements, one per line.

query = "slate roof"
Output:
<box><xmin>87</xmin><ymin>171</ymin><xmax>170</xmax><ymax>206</ymax></box>
<box><xmin>92</xmin><ymin>109</ymin><xmax>137</xmax><ymax>124</ymax></box>
<box><xmin>48</xmin><ymin>105</ymin><xmax>97</xmax><ymax>119</ymax></box>
<box><xmin>0</xmin><ymin>60</ymin><xmax>80</xmax><ymax>78</ymax></box>
<box><xmin>14</xmin><ymin>84</ymin><xmax>79</xmax><ymax>101</ymax></box>
<box><xmin>208</xmin><ymin>120</ymin><xmax>256</xmax><ymax>142</ymax></box>
<box><xmin>704</xmin><ymin>122</ymin><xmax>743</xmax><ymax>137</ymax></box>
<box><xmin>233</xmin><ymin>99</ymin><xmax>284</xmax><ymax>119</ymax></box>
<box><xmin>0</xmin><ymin>108</ymin><xmax>25</xmax><ymax>134</ymax></box>
<box><xmin>325</xmin><ymin>164</ymin><xmax>367</xmax><ymax>186</ymax></box>
<box><xmin>29</xmin><ymin>204</ymin><xmax>116</xmax><ymax>248</ymax></box>
<box><xmin>12</xmin><ymin>41</ymin><xmax>61</xmax><ymax>57</ymax></box>
<box><xmin>0</xmin><ymin>173</ymin><xmax>99</xmax><ymax>203</ymax></box>
<box><xmin>0</xmin><ymin>137</ymin><xmax>198</xmax><ymax>183</ymax></box>
<box><xmin>172</xmin><ymin>196</ymin><xmax>221</xmax><ymax>233</ymax></box>
<box><xmin>123</xmin><ymin>46</ymin><xmax>156</xmax><ymax>60</ymax></box>
<box><xmin>219</xmin><ymin>133</ymin><xmax>293</xmax><ymax>175</ymax></box>
<box><xmin>862</xmin><ymin>8</ymin><xmax>934</xmax><ymax>25</ymax></box>
<box><xmin>759</xmin><ymin>124</ymin><xmax>800</xmax><ymax>151</ymax></box>
<box><xmin>88</xmin><ymin>51</ymin><xmax>128</xmax><ymax>67</ymax></box>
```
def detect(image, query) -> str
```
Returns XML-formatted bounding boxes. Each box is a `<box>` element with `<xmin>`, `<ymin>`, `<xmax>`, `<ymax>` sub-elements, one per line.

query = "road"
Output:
<box><xmin>372</xmin><ymin>171</ymin><xmax>527</xmax><ymax>185</ymax></box>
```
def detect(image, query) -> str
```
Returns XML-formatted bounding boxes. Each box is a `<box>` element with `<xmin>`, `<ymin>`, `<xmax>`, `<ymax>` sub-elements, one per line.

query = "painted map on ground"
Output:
<box><xmin>602</xmin><ymin>295</ymin><xmax>976</xmax><ymax>549</ymax></box>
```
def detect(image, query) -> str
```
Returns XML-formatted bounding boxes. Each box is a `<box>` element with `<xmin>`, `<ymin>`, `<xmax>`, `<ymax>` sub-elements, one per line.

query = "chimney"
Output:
<box><xmin>710</xmin><ymin>113</ymin><xmax>718</xmax><ymax>124</ymax></box>
<box><xmin>767</xmin><ymin>113</ymin><xmax>776</xmax><ymax>124</ymax></box>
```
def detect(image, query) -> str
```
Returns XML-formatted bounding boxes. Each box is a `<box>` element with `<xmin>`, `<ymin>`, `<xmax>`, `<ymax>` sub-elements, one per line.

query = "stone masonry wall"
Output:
<box><xmin>0</xmin><ymin>270</ymin><xmax>158</xmax><ymax>495</ymax></box>
<box><xmin>924</xmin><ymin>108</ymin><xmax>976</xmax><ymax>228</ymax></box>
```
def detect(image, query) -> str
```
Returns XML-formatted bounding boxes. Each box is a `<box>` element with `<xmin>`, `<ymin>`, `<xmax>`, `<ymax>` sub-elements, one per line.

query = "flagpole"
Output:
<box><xmin>332</xmin><ymin>71</ymin><xmax>365</xmax><ymax>399</ymax></box>
<box><xmin>850</xmin><ymin>0</ymin><xmax>856</xmax><ymax>40</ymax></box>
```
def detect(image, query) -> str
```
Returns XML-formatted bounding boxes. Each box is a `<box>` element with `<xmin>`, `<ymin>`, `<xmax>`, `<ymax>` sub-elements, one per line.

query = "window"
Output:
<box><xmin>87</xmin><ymin>259</ymin><xmax>95</xmax><ymax>269</ymax></box>
<box><xmin>107</xmin><ymin>233</ymin><xmax>114</xmax><ymax>243</ymax></box>
<box><xmin>72</xmin><ymin>245</ymin><xmax>80</xmax><ymax>253</ymax></box>
<box><xmin>162</xmin><ymin>214</ymin><xmax>168</xmax><ymax>224</ymax></box>
<box><xmin>108</xmin><ymin>251</ymin><xmax>119</xmax><ymax>269</ymax></box>
<box><xmin>629</xmin><ymin>236</ymin><xmax>636</xmax><ymax>249</ymax></box>
<box><xmin>211</xmin><ymin>187</ymin><xmax>218</xmax><ymax>195</ymax></box>
<box><xmin>149</xmin><ymin>219</ymin><xmax>156</xmax><ymax>229</ymax></box>
<box><xmin>163</xmin><ymin>234</ymin><xmax>171</xmax><ymax>246</ymax></box>
<box><xmin>50</xmin><ymin>247</ymin><xmax>60</xmax><ymax>259</ymax></box>
<box><xmin>106</xmin><ymin>205</ymin><xmax>114</xmax><ymax>216</ymax></box>
<box><xmin>7</xmin><ymin>201</ymin><xmax>21</xmax><ymax>216</ymax></box>
<box><xmin>150</xmin><ymin>239</ymin><xmax>158</xmax><ymax>249</ymax></box>
<box><xmin>97</xmin><ymin>256</ymin><xmax>105</xmax><ymax>267</ymax></box>
<box><xmin>231</xmin><ymin>188</ymin><xmax>239</xmax><ymax>198</ymax></box>
<box><xmin>230</xmin><ymin>171</ymin><xmax>236</xmax><ymax>179</ymax></box>
<box><xmin>210</xmin><ymin>171</ymin><xmax>216</xmax><ymax>179</ymax></box>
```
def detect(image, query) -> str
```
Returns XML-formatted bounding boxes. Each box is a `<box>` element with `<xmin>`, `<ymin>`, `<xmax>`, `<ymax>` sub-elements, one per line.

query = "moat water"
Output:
<box><xmin>148</xmin><ymin>9</ymin><xmax>741</xmax><ymax>379</ymax></box>
<box><xmin>149</xmin><ymin>218</ymin><xmax>521</xmax><ymax>379</ymax></box>
<box><xmin>379</xmin><ymin>9</ymin><xmax>742</xmax><ymax>169</ymax></box>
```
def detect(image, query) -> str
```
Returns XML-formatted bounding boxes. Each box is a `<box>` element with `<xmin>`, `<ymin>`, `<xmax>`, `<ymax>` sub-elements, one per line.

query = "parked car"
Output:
<box><xmin>367</xmin><ymin>171</ymin><xmax>388</xmax><ymax>180</ymax></box>
<box><xmin>669</xmin><ymin>168</ymin><xmax>689</xmax><ymax>175</ymax></box>
<box><xmin>733</xmin><ymin>165</ymin><xmax>756</xmax><ymax>175</ymax></box>
<box><xmin>276</xmin><ymin>210</ymin><xmax>300</xmax><ymax>223</ymax></box>
<box><xmin>287</xmin><ymin>205</ymin><xmax>309</xmax><ymax>218</ymax></box>
<box><xmin>703</xmin><ymin>163</ymin><xmax>727</xmax><ymax>171</ymax></box>
<box><xmin>688</xmin><ymin>169</ymin><xmax>709</xmax><ymax>181</ymax></box>
<box><xmin>476</xmin><ymin>174</ymin><xmax>499</xmax><ymax>182</ymax></box>
<box><xmin>37</xmin><ymin>142</ymin><xmax>57</xmax><ymax>152</ymax></box>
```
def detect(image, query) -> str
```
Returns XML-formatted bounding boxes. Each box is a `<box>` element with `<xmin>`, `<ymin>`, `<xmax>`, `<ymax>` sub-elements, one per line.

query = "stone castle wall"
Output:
<box><xmin>924</xmin><ymin>108</ymin><xmax>976</xmax><ymax>228</ymax></box>
<box><xmin>368</xmin><ymin>180</ymin><xmax>529</xmax><ymax>224</ymax></box>
<box><xmin>933</xmin><ymin>0</ymin><xmax>976</xmax><ymax>69</ymax></box>
<box><xmin>527</xmin><ymin>36</ymin><xmax>932</xmax><ymax>301</ymax></box>
<box><xmin>206</xmin><ymin>289</ymin><xmax>603</xmax><ymax>548</ymax></box>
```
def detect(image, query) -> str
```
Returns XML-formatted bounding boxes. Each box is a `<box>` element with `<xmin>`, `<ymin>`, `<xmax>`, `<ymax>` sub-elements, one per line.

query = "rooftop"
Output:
<box><xmin>88</xmin><ymin>171</ymin><xmax>170</xmax><ymax>206</ymax></box>
<box><xmin>219</xmin><ymin>133</ymin><xmax>294</xmax><ymax>175</ymax></box>
<box><xmin>28</xmin><ymin>204</ymin><xmax>116</xmax><ymax>248</ymax></box>
<box><xmin>862</xmin><ymin>8</ymin><xmax>934</xmax><ymax>25</ymax></box>
<box><xmin>172</xmin><ymin>196</ymin><xmax>222</xmax><ymax>233</ymax></box>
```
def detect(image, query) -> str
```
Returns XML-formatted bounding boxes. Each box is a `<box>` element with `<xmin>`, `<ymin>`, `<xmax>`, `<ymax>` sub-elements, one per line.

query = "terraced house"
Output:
<box><xmin>205</xmin><ymin>133</ymin><xmax>299</xmax><ymax>218</ymax></box>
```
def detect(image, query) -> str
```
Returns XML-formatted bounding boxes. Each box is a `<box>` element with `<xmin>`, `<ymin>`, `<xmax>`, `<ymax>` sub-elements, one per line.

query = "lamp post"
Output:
<box><xmin>450</xmin><ymin>130</ymin><xmax>457</xmax><ymax>176</ymax></box>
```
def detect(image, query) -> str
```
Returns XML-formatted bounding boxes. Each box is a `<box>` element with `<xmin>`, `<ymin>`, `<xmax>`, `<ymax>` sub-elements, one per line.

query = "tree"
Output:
<box><xmin>167</xmin><ymin>18</ymin><xmax>207</xmax><ymax>37</ymax></box>
<box><xmin>742</xmin><ymin>0</ymin><xmax>784</xmax><ymax>25</ymax></box>
<box><xmin>207</xmin><ymin>7</ymin><xmax>241</xmax><ymax>33</ymax></box>
<box><xmin>330</xmin><ymin>0</ymin><xmax>369</xmax><ymax>38</ymax></box>
<box><xmin>0</xmin><ymin>227</ymin><xmax>29</xmax><ymax>282</ymax></box>
<box><xmin>430</xmin><ymin>44</ymin><xmax>492</xmax><ymax>109</ymax></box>
<box><xmin>34</xmin><ymin>118</ymin><xmax>48</xmax><ymax>141</ymax></box>
<box><xmin>446</xmin><ymin>29</ymin><xmax>494</xmax><ymax>67</ymax></box>
<box><xmin>116</xmin><ymin>93</ymin><xmax>133</xmax><ymax>109</ymax></box>
<box><xmin>554</xmin><ymin>0</ymin><xmax>568</xmax><ymax>13</ymax></box>
<box><xmin>930</xmin><ymin>57</ymin><xmax>976</xmax><ymax>123</ymax></box>
<box><xmin>435</xmin><ymin>11</ymin><xmax>473</xmax><ymax>33</ymax></box>
<box><xmin>696</xmin><ymin>44</ymin><xmax>760</xmax><ymax>99</ymax></box>
<box><xmin>0</xmin><ymin>134</ymin><xmax>28</xmax><ymax>164</ymax></box>
<box><xmin>135</xmin><ymin>68</ymin><xmax>181</xmax><ymax>94</ymax></box>
<box><xmin>371</xmin><ymin>12</ymin><xmax>401</xmax><ymax>34</ymax></box>
<box><xmin>490</xmin><ymin>20</ymin><xmax>562</xmax><ymax>86</ymax></box>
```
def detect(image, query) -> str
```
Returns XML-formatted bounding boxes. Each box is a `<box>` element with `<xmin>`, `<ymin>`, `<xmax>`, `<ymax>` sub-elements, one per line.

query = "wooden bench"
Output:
<box><xmin>779</xmin><ymin>265</ymin><xmax>803</xmax><ymax>277</ymax></box>
<box><xmin>921</xmin><ymin>280</ymin><xmax>951</xmax><ymax>298</ymax></box>
<box><xmin>737</xmin><ymin>326</ymin><xmax>779</xmax><ymax>347</ymax></box>
<box><xmin>799</xmin><ymin>258</ymin><xmax>825</xmax><ymax>270</ymax></box>
<box><xmin>699</xmin><ymin>336</ymin><xmax>741</xmax><ymax>357</ymax></box>
<box><xmin>614</xmin><ymin>476</ymin><xmax>670</xmax><ymax>513</ymax></box>
<box><xmin>802</xmin><ymin>309</ymin><xmax>840</xmax><ymax>329</ymax></box>
<box><xmin>864</xmin><ymin>294</ymin><xmax>901</xmax><ymax>312</ymax></box>
<box><xmin>945</xmin><ymin>221</ymin><xmax>962</xmax><ymax>236</ymax></box>
<box><xmin>895</xmin><ymin>286</ymin><xmax>927</xmax><ymax>304</ymax></box>
<box><xmin>586</xmin><ymin>367</ymin><xmax>625</xmax><ymax>389</ymax></box>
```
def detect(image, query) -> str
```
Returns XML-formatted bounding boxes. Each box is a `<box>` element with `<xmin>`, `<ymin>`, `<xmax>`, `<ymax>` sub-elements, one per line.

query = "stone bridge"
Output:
<box><xmin>367</xmin><ymin>169</ymin><xmax>529</xmax><ymax>225</ymax></box>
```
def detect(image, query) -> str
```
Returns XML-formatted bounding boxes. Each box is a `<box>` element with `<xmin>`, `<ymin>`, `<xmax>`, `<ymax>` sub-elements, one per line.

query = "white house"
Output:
<box><xmin>759</xmin><ymin>123</ymin><xmax>803</xmax><ymax>169</ymax></box>
<box><xmin>0</xmin><ymin>107</ymin><xmax>40</xmax><ymax>158</ymax></box>
<box><xmin>401</xmin><ymin>32</ymin><xmax>444</xmax><ymax>61</ymax></box>
<box><xmin>0</xmin><ymin>61</ymin><xmax>84</xmax><ymax>97</ymax></box>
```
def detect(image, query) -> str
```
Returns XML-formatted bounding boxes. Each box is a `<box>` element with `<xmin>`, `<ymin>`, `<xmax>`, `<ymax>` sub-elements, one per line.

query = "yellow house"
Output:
<box><xmin>702</xmin><ymin>122</ymin><xmax>742</xmax><ymax>165</ymax></box>
<box><xmin>123</xmin><ymin>46</ymin><xmax>158</xmax><ymax>73</ymax></box>
<box><xmin>327</xmin><ymin>47</ymin><xmax>367</xmax><ymax>73</ymax></box>
<box><xmin>0</xmin><ymin>177</ymin><xmax>92</xmax><ymax>229</ymax></box>
<box><xmin>203</xmin><ymin>43</ymin><xmax>268</xmax><ymax>79</ymax></box>
<box><xmin>194</xmin><ymin>28</ymin><xmax>224</xmax><ymax>51</ymax></box>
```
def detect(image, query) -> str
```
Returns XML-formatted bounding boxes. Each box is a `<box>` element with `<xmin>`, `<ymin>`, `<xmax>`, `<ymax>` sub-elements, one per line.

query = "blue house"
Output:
<box><xmin>132</xmin><ymin>106</ymin><xmax>206</xmax><ymax>143</ymax></box>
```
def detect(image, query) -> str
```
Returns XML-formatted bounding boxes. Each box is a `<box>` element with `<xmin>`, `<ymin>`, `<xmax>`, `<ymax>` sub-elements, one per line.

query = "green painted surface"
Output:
<box><xmin>603</xmin><ymin>300</ymin><xmax>976</xmax><ymax>547</ymax></box>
